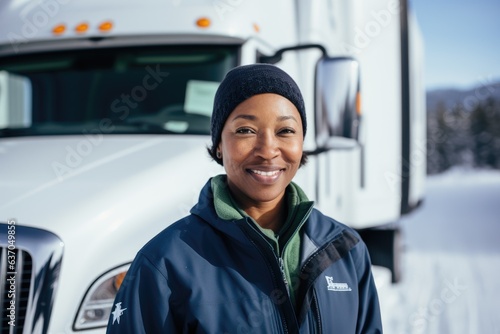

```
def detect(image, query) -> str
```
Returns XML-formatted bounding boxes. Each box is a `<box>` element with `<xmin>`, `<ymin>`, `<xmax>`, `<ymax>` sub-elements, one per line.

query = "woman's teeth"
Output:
<box><xmin>251</xmin><ymin>170</ymin><xmax>280</xmax><ymax>176</ymax></box>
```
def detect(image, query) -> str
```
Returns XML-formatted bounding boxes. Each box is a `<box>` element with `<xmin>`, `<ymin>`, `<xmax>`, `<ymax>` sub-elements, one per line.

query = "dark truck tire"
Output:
<box><xmin>357</xmin><ymin>226</ymin><xmax>402</xmax><ymax>283</ymax></box>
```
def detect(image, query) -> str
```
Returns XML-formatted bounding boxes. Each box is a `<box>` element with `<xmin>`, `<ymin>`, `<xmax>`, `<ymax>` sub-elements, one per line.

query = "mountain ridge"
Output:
<box><xmin>426</xmin><ymin>81</ymin><xmax>500</xmax><ymax>113</ymax></box>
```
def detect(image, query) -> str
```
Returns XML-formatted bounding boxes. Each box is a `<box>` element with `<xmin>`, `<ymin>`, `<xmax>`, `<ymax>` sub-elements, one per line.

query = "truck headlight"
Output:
<box><xmin>73</xmin><ymin>264</ymin><xmax>130</xmax><ymax>330</ymax></box>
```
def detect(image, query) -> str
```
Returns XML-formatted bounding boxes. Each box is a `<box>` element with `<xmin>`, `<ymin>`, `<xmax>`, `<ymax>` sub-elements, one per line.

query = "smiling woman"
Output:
<box><xmin>218</xmin><ymin>94</ymin><xmax>304</xmax><ymax>231</ymax></box>
<box><xmin>106</xmin><ymin>64</ymin><xmax>383</xmax><ymax>334</ymax></box>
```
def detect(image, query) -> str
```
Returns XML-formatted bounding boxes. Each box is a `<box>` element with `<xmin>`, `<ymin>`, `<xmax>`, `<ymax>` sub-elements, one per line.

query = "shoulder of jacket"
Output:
<box><xmin>137</xmin><ymin>215</ymin><xmax>204</xmax><ymax>261</ymax></box>
<box><xmin>307</xmin><ymin>209</ymin><xmax>373</xmax><ymax>263</ymax></box>
<box><xmin>307</xmin><ymin>209</ymin><xmax>361</xmax><ymax>242</ymax></box>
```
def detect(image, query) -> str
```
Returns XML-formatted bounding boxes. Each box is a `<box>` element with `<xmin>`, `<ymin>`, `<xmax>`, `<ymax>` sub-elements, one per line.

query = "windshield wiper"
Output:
<box><xmin>114</xmin><ymin>119</ymin><xmax>177</xmax><ymax>134</ymax></box>
<box><xmin>0</xmin><ymin>127</ymin><xmax>34</xmax><ymax>137</ymax></box>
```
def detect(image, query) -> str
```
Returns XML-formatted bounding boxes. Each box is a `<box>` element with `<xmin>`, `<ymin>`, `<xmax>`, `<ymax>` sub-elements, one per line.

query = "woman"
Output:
<box><xmin>107</xmin><ymin>64</ymin><xmax>383</xmax><ymax>333</ymax></box>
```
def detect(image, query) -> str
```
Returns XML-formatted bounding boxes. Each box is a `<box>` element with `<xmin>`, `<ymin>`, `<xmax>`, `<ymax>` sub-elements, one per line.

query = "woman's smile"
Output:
<box><xmin>247</xmin><ymin>167</ymin><xmax>285</xmax><ymax>184</ymax></box>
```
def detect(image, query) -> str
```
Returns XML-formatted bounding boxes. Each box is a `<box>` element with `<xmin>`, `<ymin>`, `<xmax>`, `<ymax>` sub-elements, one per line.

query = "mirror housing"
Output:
<box><xmin>315</xmin><ymin>57</ymin><xmax>361</xmax><ymax>149</ymax></box>
<box><xmin>258</xmin><ymin>44</ymin><xmax>327</xmax><ymax>64</ymax></box>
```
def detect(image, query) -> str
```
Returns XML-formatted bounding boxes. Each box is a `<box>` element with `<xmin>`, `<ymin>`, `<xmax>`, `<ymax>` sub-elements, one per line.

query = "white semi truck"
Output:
<box><xmin>0</xmin><ymin>0</ymin><xmax>425</xmax><ymax>332</ymax></box>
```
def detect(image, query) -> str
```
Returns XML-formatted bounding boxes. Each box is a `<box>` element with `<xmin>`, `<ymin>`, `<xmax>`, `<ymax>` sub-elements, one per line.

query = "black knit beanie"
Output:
<box><xmin>209</xmin><ymin>64</ymin><xmax>306</xmax><ymax>165</ymax></box>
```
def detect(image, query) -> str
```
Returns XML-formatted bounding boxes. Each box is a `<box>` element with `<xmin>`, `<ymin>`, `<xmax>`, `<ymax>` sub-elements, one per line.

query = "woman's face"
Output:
<box><xmin>218</xmin><ymin>93</ymin><xmax>304</xmax><ymax>208</ymax></box>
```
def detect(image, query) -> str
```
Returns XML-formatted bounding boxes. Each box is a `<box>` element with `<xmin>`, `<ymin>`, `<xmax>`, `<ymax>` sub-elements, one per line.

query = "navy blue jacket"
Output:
<box><xmin>107</xmin><ymin>180</ymin><xmax>382</xmax><ymax>333</ymax></box>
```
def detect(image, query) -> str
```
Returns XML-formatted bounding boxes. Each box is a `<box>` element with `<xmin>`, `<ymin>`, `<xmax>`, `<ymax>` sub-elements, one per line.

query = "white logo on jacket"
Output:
<box><xmin>111</xmin><ymin>302</ymin><xmax>127</xmax><ymax>324</ymax></box>
<box><xmin>325</xmin><ymin>276</ymin><xmax>352</xmax><ymax>291</ymax></box>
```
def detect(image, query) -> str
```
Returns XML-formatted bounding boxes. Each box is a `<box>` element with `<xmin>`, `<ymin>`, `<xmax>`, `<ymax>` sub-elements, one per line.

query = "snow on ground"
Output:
<box><xmin>376</xmin><ymin>168</ymin><xmax>500</xmax><ymax>334</ymax></box>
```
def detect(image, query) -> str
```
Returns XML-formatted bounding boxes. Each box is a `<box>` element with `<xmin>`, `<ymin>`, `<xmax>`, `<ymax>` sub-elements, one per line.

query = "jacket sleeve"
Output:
<box><xmin>354</xmin><ymin>240</ymin><xmax>383</xmax><ymax>334</ymax></box>
<box><xmin>106</xmin><ymin>252</ymin><xmax>177</xmax><ymax>333</ymax></box>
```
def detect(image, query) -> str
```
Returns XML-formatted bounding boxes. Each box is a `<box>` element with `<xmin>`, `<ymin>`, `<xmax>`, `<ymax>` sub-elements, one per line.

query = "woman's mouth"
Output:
<box><xmin>250</xmin><ymin>169</ymin><xmax>281</xmax><ymax>176</ymax></box>
<box><xmin>247</xmin><ymin>168</ymin><xmax>284</xmax><ymax>184</ymax></box>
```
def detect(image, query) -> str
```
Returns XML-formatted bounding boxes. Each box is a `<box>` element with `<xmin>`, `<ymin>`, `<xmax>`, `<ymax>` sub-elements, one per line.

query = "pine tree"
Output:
<box><xmin>427</xmin><ymin>101</ymin><xmax>454</xmax><ymax>174</ymax></box>
<box><xmin>470</xmin><ymin>98</ymin><xmax>499</xmax><ymax>168</ymax></box>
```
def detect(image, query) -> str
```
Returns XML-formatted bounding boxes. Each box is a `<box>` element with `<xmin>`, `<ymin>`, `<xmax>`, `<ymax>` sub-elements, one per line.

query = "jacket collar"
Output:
<box><xmin>190</xmin><ymin>176</ymin><xmax>355</xmax><ymax>249</ymax></box>
<box><xmin>189</xmin><ymin>178</ymin><xmax>249</xmax><ymax>243</ymax></box>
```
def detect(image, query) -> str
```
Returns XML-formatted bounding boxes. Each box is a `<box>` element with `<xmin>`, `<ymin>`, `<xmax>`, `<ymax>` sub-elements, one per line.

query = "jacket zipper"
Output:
<box><xmin>311</xmin><ymin>290</ymin><xmax>322</xmax><ymax>334</ymax></box>
<box><xmin>276</xmin><ymin>238</ymin><xmax>289</xmax><ymax>294</ymax></box>
<box><xmin>278</xmin><ymin>204</ymin><xmax>314</xmax><ymax>296</ymax></box>
<box><xmin>243</xmin><ymin>221</ymin><xmax>295</xmax><ymax>333</ymax></box>
<box><xmin>245</xmin><ymin>220</ymin><xmax>290</xmax><ymax>288</ymax></box>
<box><xmin>242</xmin><ymin>203</ymin><xmax>314</xmax><ymax>333</ymax></box>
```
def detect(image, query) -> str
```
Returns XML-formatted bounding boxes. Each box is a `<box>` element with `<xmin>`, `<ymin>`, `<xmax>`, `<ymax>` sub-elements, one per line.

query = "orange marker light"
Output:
<box><xmin>356</xmin><ymin>92</ymin><xmax>362</xmax><ymax>116</ymax></box>
<box><xmin>113</xmin><ymin>272</ymin><xmax>127</xmax><ymax>291</ymax></box>
<box><xmin>253</xmin><ymin>23</ymin><xmax>260</xmax><ymax>33</ymax></box>
<box><xmin>75</xmin><ymin>22</ymin><xmax>89</xmax><ymax>34</ymax></box>
<box><xmin>99</xmin><ymin>21</ymin><xmax>113</xmax><ymax>32</ymax></box>
<box><xmin>52</xmin><ymin>24</ymin><xmax>66</xmax><ymax>35</ymax></box>
<box><xmin>196</xmin><ymin>17</ymin><xmax>211</xmax><ymax>28</ymax></box>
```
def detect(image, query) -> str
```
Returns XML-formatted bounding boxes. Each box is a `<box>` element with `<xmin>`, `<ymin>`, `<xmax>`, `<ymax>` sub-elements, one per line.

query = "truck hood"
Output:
<box><xmin>0</xmin><ymin>134</ymin><xmax>225</xmax><ymax>330</ymax></box>
<box><xmin>0</xmin><ymin>135</ymin><xmax>222</xmax><ymax>235</ymax></box>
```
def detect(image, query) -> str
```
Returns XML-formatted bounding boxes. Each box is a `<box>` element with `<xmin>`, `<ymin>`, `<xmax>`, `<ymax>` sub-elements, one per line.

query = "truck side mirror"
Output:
<box><xmin>315</xmin><ymin>57</ymin><xmax>360</xmax><ymax>150</ymax></box>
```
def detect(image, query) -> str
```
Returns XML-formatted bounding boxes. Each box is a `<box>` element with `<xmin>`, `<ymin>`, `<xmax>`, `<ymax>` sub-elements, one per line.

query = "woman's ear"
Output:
<box><xmin>216</xmin><ymin>143</ymin><xmax>222</xmax><ymax>158</ymax></box>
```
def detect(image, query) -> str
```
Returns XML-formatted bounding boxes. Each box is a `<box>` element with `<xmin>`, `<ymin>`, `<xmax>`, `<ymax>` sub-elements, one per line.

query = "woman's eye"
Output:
<box><xmin>279</xmin><ymin>128</ymin><xmax>296</xmax><ymax>135</ymax></box>
<box><xmin>236</xmin><ymin>128</ymin><xmax>254</xmax><ymax>134</ymax></box>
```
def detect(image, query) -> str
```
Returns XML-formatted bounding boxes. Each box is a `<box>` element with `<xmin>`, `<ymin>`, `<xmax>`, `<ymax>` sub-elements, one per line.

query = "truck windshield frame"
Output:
<box><xmin>0</xmin><ymin>45</ymin><xmax>239</xmax><ymax>137</ymax></box>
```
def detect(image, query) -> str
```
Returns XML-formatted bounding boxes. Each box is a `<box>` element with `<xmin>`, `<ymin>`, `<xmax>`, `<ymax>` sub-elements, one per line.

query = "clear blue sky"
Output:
<box><xmin>410</xmin><ymin>0</ymin><xmax>500</xmax><ymax>90</ymax></box>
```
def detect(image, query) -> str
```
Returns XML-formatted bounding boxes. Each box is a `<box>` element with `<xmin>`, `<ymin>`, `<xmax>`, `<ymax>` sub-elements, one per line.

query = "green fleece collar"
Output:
<box><xmin>211</xmin><ymin>175</ymin><xmax>245</xmax><ymax>221</ymax></box>
<box><xmin>211</xmin><ymin>174</ymin><xmax>314</xmax><ymax>308</ymax></box>
<box><xmin>211</xmin><ymin>174</ymin><xmax>310</xmax><ymax>231</ymax></box>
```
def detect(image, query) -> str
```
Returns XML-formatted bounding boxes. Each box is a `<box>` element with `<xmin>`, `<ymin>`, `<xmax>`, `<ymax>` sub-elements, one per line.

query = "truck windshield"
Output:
<box><xmin>0</xmin><ymin>46</ymin><xmax>238</xmax><ymax>137</ymax></box>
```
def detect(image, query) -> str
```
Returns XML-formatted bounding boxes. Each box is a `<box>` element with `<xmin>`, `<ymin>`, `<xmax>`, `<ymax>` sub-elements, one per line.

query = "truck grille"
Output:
<box><xmin>0</xmin><ymin>248</ymin><xmax>33</xmax><ymax>334</ymax></box>
<box><xmin>0</xmin><ymin>223</ymin><xmax>63</xmax><ymax>334</ymax></box>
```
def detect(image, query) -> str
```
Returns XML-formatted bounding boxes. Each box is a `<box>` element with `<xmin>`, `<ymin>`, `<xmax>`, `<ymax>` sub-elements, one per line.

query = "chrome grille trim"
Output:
<box><xmin>1</xmin><ymin>247</ymin><xmax>32</xmax><ymax>334</ymax></box>
<box><xmin>0</xmin><ymin>223</ymin><xmax>64</xmax><ymax>334</ymax></box>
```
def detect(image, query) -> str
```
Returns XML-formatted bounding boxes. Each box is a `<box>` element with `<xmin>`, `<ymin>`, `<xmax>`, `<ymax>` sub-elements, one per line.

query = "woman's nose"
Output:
<box><xmin>254</xmin><ymin>131</ymin><xmax>279</xmax><ymax>160</ymax></box>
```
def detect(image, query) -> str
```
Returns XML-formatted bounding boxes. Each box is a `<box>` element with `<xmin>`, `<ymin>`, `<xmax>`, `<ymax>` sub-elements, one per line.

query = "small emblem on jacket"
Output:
<box><xmin>111</xmin><ymin>302</ymin><xmax>127</xmax><ymax>324</ymax></box>
<box><xmin>325</xmin><ymin>276</ymin><xmax>352</xmax><ymax>291</ymax></box>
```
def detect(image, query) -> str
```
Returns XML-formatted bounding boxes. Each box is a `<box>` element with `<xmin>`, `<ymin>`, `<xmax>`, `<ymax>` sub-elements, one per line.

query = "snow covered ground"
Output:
<box><xmin>376</xmin><ymin>168</ymin><xmax>500</xmax><ymax>334</ymax></box>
